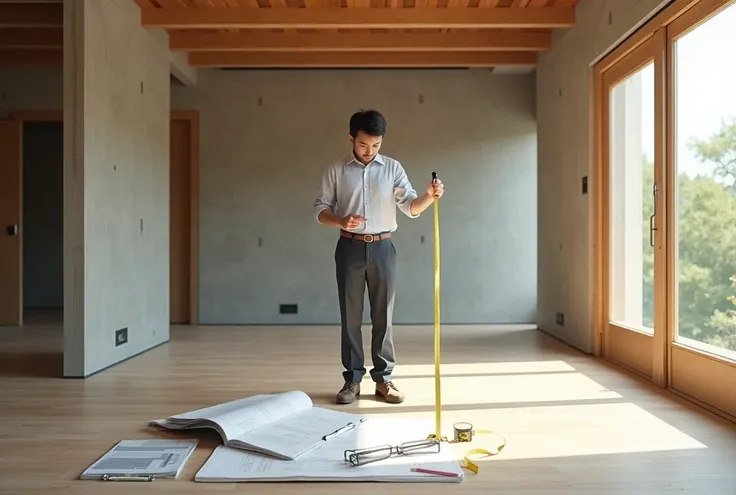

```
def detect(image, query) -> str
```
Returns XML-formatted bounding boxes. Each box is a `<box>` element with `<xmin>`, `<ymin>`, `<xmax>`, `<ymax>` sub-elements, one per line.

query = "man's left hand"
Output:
<box><xmin>427</xmin><ymin>178</ymin><xmax>444</xmax><ymax>199</ymax></box>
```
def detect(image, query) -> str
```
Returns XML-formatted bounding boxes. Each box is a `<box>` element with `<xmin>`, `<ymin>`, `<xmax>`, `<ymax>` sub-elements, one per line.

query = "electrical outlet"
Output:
<box><xmin>115</xmin><ymin>328</ymin><xmax>128</xmax><ymax>346</ymax></box>
<box><xmin>556</xmin><ymin>312</ymin><xmax>565</xmax><ymax>326</ymax></box>
<box><xmin>280</xmin><ymin>304</ymin><xmax>298</xmax><ymax>314</ymax></box>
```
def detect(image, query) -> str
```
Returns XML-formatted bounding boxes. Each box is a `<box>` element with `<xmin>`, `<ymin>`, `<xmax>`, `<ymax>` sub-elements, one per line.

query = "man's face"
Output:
<box><xmin>350</xmin><ymin>131</ymin><xmax>382</xmax><ymax>165</ymax></box>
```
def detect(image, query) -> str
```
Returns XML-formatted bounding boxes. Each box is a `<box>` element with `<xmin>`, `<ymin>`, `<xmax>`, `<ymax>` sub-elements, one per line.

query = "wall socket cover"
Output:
<box><xmin>115</xmin><ymin>328</ymin><xmax>128</xmax><ymax>346</ymax></box>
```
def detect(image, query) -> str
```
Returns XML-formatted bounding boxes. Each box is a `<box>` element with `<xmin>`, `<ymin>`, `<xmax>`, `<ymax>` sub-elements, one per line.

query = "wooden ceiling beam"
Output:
<box><xmin>0</xmin><ymin>3</ymin><xmax>62</xmax><ymax>28</ymax></box>
<box><xmin>188</xmin><ymin>50</ymin><xmax>537</xmax><ymax>68</ymax></box>
<box><xmin>0</xmin><ymin>27</ymin><xmax>61</xmax><ymax>48</ymax></box>
<box><xmin>143</xmin><ymin>7</ymin><xmax>574</xmax><ymax>30</ymax></box>
<box><xmin>0</xmin><ymin>48</ymin><xmax>60</xmax><ymax>67</ymax></box>
<box><xmin>170</xmin><ymin>30</ymin><xmax>552</xmax><ymax>52</ymax></box>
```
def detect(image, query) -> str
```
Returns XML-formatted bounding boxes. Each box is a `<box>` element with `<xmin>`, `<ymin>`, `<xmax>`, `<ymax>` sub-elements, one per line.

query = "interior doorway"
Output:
<box><xmin>169</xmin><ymin>112</ymin><xmax>199</xmax><ymax>324</ymax></box>
<box><xmin>23</xmin><ymin>121</ymin><xmax>64</xmax><ymax>326</ymax></box>
<box><xmin>0</xmin><ymin>110</ymin><xmax>199</xmax><ymax>327</ymax></box>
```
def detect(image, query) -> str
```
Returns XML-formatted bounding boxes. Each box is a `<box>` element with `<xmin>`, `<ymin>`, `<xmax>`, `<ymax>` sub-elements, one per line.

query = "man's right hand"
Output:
<box><xmin>340</xmin><ymin>214</ymin><xmax>367</xmax><ymax>230</ymax></box>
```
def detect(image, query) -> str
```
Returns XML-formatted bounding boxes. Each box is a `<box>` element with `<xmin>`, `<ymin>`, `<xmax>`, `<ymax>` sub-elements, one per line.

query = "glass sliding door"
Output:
<box><xmin>667</xmin><ymin>0</ymin><xmax>736</xmax><ymax>419</ymax></box>
<box><xmin>599</xmin><ymin>33</ymin><xmax>667</xmax><ymax>382</ymax></box>
<box><xmin>596</xmin><ymin>0</ymin><xmax>736</xmax><ymax>422</ymax></box>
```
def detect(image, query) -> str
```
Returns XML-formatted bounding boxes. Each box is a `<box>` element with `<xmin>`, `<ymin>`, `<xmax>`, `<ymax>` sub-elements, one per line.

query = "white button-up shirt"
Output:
<box><xmin>314</xmin><ymin>153</ymin><xmax>420</xmax><ymax>234</ymax></box>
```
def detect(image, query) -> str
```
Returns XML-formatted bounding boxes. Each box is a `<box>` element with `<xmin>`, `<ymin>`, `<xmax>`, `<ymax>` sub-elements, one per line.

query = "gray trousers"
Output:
<box><xmin>335</xmin><ymin>234</ymin><xmax>397</xmax><ymax>384</ymax></box>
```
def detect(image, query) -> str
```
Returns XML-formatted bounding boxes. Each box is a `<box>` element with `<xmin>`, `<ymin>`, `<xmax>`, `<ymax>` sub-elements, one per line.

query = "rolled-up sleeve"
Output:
<box><xmin>314</xmin><ymin>164</ymin><xmax>337</xmax><ymax>222</ymax></box>
<box><xmin>393</xmin><ymin>162</ymin><xmax>419</xmax><ymax>218</ymax></box>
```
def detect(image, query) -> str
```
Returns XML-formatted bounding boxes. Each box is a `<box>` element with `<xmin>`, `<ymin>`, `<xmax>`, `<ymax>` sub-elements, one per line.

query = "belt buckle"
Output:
<box><xmin>363</xmin><ymin>234</ymin><xmax>374</xmax><ymax>243</ymax></box>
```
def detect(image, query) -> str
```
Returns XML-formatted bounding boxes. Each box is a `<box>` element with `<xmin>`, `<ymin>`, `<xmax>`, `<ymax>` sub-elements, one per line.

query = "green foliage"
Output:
<box><xmin>640</xmin><ymin>118</ymin><xmax>736</xmax><ymax>352</ymax></box>
<box><xmin>688</xmin><ymin>117</ymin><xmax>736</xmax><ymax>193</ymax></box>
<box><xmin>706</xmin><ymin>275</ymin><xmax>736</xmax><ymax>352</ymax></box>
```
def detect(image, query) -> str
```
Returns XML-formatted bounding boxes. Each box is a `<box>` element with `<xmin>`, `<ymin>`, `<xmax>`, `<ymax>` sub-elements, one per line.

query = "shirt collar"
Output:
<box><xmin>347</xmin><ymin>153</ymin><xmax>385</xmax><ymax>167</ymax></box>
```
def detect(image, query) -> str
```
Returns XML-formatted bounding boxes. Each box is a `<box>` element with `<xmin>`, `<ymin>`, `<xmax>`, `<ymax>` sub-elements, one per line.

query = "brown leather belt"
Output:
<box><xmin>340</xmin><ymin>230</ymin><xmax>391</xmax><ymax>243</ymax></box>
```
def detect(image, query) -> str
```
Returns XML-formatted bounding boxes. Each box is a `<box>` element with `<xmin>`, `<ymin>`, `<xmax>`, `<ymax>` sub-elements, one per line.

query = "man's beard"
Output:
<box><xmin>354</xmin><ymin>150</ymin><xmax>374</xmax><ymax>163</ymax></box>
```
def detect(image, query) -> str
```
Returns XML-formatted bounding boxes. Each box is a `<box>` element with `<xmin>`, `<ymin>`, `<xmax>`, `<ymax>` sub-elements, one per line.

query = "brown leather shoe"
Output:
<box><xmin>375</xmin><ymin>381</ymin><xmax>405</xmax><ymax>404</ymax></box>
<box><xmin>336</xmin><ymin>381</ymin><xmax>360</xmax><ymax>404</ymax></box>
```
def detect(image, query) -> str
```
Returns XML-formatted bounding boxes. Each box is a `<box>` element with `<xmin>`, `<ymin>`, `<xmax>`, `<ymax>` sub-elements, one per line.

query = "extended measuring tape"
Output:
<box><xmin>425</xmin><ymin>171</ymin><xmax>507</xmax><ymax>474</ymax></box>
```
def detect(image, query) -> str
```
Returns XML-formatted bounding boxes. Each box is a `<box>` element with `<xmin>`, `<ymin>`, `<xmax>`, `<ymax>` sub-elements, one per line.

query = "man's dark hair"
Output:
<box><xmin>349</xmin><ymin>109</ymin><xmax>386</xmax><ymax>138</ymax></box>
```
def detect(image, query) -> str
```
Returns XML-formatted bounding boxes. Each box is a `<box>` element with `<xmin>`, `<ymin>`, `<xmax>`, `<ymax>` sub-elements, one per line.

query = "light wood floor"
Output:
<box><xmin>2</xmin><ymin>317</ymin><xmax>736</xmax><ymax>494</ymax></box>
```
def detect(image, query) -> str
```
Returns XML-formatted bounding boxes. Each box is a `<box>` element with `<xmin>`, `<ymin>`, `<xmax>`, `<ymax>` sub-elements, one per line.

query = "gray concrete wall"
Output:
<box><xmin>172</xmin><ymin>68</ymin><xmax>538</xmax><ymax>325</ymax></box>
<box><xmin>63</xmin><ymin>0</ymin><xmax>171</xmax><ymax>377</ymax></box>
<box><xmin>536</xmin><ymin>0</ymin><xmax>669</xmax><ymax>353</ymax></box>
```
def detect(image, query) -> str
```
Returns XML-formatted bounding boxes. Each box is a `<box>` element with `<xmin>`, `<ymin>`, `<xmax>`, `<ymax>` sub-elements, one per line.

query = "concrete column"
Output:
<box><xmin>63</xmin><ymin>0</ymin><xmax>86</xmax><ymax>378</ymax></box>
<box><xmin>63</xmin><ymin>0</ymin><xmax>172</xmax><ymax>377</ymax></box>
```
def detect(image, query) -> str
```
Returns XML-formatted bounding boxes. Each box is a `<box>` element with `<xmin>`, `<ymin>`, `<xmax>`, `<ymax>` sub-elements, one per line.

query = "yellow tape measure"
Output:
<box><xmin>426</xmin><ymin>171</ymin><xmax>506</xmax><ymax>474</ymax></box>
<box><xmin>450</xmin><ymin>422</ymin><xmax>506</xmax><ymax>473</ymax></box>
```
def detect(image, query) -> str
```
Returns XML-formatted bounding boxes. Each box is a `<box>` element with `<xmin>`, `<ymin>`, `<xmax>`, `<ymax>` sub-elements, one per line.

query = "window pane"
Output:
<box><xmin>608</xmin><ymin>62</ymin><xmax>656</xmax><ymax>334</ymax></box>
<box><xmin>674</xmin><ymin>2</ymin><xmax>736</xmax><ymax>358</ymax></box>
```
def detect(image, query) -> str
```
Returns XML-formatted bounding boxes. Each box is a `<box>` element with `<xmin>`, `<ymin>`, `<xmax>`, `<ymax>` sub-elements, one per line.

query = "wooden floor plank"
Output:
<box><xmin>1</xmin><ymin>317</ymin><xmax>735</xmax><ymax>493</ymax></box>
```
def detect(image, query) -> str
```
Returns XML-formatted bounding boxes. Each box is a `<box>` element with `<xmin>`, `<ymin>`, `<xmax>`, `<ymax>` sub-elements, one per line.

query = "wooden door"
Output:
<box><xmin>599</xmin><ymin>31</ymin><xmax>667</xmax><ymax>383</ymax></box>
<box><xmin>0</xmin><ymin>120</ymin><xmax>23</xmax><ymax>326</ymax></box>
<box><xmin>170</xmin><ymin>119</ymin><xmax>191</xmax><ymax>324</ymax></box>
<box><xmin>596</xmin><ymin>0</ymin><xmax>736</xmax><ymax>421</ymax></box>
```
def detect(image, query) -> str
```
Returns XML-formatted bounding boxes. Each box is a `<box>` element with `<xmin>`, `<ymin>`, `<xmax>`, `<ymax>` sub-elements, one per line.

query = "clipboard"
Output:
<box><xmin>80</xmin><ymin>439</ymin><xmax>198</xmax><ymax>481</ymax></box>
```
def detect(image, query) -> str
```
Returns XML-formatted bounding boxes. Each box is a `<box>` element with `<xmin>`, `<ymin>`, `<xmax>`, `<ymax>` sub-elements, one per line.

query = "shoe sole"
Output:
<box><xmin>375</xmin><ymin>390</ymin><xmax>404</xmax><ymax>404</ymax></box>
<box><xmin>336</xmin><ymin>391</ymin><xmax>360</xmax><ymax>405</ymax></box>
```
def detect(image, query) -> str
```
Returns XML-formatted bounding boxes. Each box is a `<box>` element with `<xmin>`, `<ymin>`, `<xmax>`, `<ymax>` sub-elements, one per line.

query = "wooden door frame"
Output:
<box><xmin>10</xmin><ymin>109</ymin><xmax>199</xmax><ymax>325</ymax></box>
<box><xmin>0</xmin><ymin>119</ymin><xmax>23</xmax><ymax>326</ymax></box>
<box><xmin>170</xmin><ymin>110</ymin><xmax>199</xmax><ymax>325</ymax></box>
<box><xmin>593</xmin><ymin>0</ymin><xmax>704</xmax><ymax>362</ymax></box>
<box><xmin>594</xmin><ymin>32</ymin><xmax>667</xmax><ymax>385</ymax></box>
<box><xmin>594</xmin><ymin>0</ymin><xmax>727</xmax><ymax>362</ymax></box>
<box><xmin>593</xmin><ymin>0</ymin><xmax>736</xmax><ymax>423</ymax></box>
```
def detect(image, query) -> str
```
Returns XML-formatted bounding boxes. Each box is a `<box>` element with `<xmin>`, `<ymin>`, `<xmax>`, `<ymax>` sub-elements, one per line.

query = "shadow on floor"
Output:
<box><xmin>0</xmin><ymin>350</ymin><xmax>63</xmax><ymax>378</ymax></box>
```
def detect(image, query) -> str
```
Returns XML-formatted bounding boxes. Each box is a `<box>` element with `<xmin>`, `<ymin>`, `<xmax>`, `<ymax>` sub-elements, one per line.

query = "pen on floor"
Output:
<box><xmin>410</xmin><ymin>467</ymin><xmax>460</xmax><ymax>478</ymax></box>
<box><xmin>322</xmin><ymin>422</ymin><xmax>355</xmax><ymax>441</ymax></box>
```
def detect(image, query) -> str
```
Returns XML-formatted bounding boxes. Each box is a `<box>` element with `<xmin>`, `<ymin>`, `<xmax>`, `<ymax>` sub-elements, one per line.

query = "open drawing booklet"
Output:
<box><xmin>194</xmin><ymin>417</ymin><xmax>465</xmax><ymax>483</ymax></box>
<box><xmin>149</xmin><ymin>390</ymin><xmax>366</xmax><ymax>461</ymax></box>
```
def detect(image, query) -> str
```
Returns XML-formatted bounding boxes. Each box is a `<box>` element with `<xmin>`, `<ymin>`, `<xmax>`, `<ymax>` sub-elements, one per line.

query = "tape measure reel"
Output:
<box><xmin>427</xmin><ymin>173</ymin><xmax>507</xmax><ymax>475</ymax></box>
<box><xmin>453</xmin><ymin>422</ymin><xmax>474</xmax><ymax>442</ymax></box>
<box><xmin>450</xmin><ymin>422</ymin><xmax>507</xmax><ymax>473</ymax></box>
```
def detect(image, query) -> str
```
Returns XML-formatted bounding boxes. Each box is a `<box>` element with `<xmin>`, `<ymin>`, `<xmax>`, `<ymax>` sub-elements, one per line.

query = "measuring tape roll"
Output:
<box><xmin>450</xmin><ymin>422</ymin><xmax>507</xmax><ymax>473</ymax></box>
<box><xmin>426</xmin><ymin>173</ymin><xmax>507</xmax><ymax>475</ymax></box>
<box><xmin>453</xmin><ymin>422</ymin><xmax>474</xmax><ymax>442</ymax></box>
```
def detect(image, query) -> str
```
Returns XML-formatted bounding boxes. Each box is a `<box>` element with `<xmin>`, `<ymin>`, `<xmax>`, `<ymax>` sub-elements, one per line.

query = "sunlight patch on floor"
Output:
<box><xmin>356</xmin><ymin>371</ymin><xmax>621</xmax><ymax>409</ymax></box>
<box><xmin>362</xmin><ymin>402</ymin><xmax>708</xmax><ymax>463</ymax></box>
<box><xmin>390</xmin><ymin>360</ymin><xmax>577</xmax><ymax>377</ymax></box>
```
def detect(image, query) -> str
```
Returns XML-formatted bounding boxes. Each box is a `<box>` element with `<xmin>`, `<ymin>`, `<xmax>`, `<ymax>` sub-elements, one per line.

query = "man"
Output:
<box><xmin>313</xmin><ymin>109</ymin><xmax>444</xmax><ymax>405</ymax></box>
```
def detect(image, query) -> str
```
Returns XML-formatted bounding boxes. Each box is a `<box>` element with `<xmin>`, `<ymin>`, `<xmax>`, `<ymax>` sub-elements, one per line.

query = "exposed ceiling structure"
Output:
<box><xmin>0</xmin><ymin>0</ymin><xmax>579</xmax><ymax>70</ymax></box>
